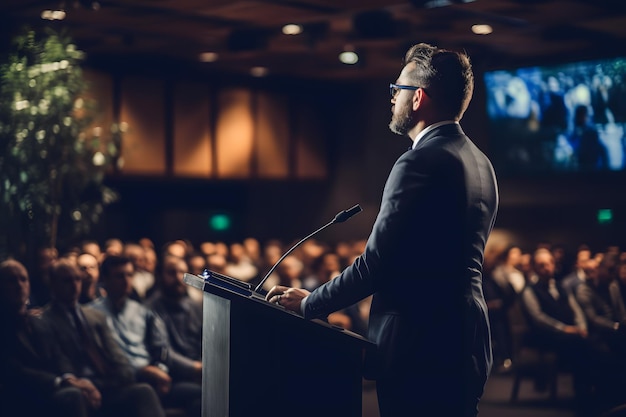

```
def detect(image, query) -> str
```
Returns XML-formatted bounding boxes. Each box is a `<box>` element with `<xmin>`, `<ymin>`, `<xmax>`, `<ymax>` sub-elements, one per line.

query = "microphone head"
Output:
<box><xmin>332</xmin><ymin>204</ymin><xmax>362</xmax><ymax>223</ymax></box>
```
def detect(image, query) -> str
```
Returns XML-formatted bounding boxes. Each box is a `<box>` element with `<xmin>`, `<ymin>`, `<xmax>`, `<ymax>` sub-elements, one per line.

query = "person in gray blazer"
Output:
<box><xmin>267</xmin><ymin>43</ymin><xmax>499</xmax><ymax>417</ymax></box>
<box><xmin>42</xmin><ymin>259</ymin><xmax>166</xmax><ymax>417</ymax></box>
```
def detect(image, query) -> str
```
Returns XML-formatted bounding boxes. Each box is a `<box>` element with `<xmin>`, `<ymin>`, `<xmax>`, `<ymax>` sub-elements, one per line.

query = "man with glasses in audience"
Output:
<box><xmin>267</xmin><ymin>43</ymin><xmax>499</xmax><ymax>417</ymax></box>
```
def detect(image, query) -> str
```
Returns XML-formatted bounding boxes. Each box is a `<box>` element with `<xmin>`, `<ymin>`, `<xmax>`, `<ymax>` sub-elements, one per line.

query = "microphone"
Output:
<box><xmin>254</xmin><ymin>204</ymin><xmax>362</xmax><ymax>294</ymax></box>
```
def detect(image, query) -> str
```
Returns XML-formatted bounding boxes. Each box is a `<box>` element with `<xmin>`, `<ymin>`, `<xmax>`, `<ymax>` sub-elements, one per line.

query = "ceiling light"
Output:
<box><xmin>282</xmin><ymin>24</ymin><xmax>303</xmax><ymax>36</ymax></box>
<box><xmin>250</xmin><ymin>66</ymin><xmax>269</xmax><ymax>77</ymax></box>
<box><xmin>471</xmin><ymin>24</ymin><xmax>493</xmax><ymax>35</ymax></box>
<box><xmin>339</xmin><ymin>51</ymin><xmax>359</xmax><ymax>65</ymax></box>
<box><xmin>41</xmin><ymin>9</ymin><xmax>66</xmax><ymax>20</ymax></box>
<box><xmin>199</xmin><ymin>52</ymin><xmax>219</xmax><ymax>62</ymax></box>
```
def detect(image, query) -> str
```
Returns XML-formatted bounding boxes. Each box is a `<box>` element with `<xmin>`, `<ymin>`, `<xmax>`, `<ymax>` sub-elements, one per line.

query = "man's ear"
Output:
<box><xmin>412</xmin><ymin>88</ymin><xmax>425</xmax><ymax>111</ymax></box>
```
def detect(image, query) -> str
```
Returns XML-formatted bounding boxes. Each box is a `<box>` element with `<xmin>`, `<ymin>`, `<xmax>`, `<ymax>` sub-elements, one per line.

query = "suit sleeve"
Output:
<box><xmin>303</xmin><ymin>150</ymin><xmax>438</xmax><ymax>319</ymax></box>
<box><xmin>575</xmin><ymin>283</ymin><xmax>615</xmax><ymax>332</ymax></box>
<box><xmin>521</xmin><ymin>286</ymin><xmax>569</xmax><ymax>333</ymax></box>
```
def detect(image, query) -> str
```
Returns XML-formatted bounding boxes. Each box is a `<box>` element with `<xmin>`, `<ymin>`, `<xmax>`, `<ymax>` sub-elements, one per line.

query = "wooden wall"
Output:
<box><xmin>84</xmin><ymin>70</ymin><xmax>327</xmax><ymax>180</ymax></box>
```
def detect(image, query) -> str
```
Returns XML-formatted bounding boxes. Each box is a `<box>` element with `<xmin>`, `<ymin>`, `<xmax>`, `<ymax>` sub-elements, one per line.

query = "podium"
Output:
<box><xmin>184</xmin><ymin>271</ymin><xmax>374</xmax><ymax>417</ymax></box>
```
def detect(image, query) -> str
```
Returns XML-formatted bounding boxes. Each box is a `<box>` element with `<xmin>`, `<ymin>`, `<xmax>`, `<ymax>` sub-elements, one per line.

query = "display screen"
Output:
<box><xmin>484</xmin><ymin>57</ymin><xmax>626</xmax><ymax>176</ymax></box>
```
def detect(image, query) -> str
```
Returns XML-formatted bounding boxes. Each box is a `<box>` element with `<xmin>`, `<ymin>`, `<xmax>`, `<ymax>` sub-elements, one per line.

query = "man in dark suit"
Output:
<box><xmin>267</xmin><ymin>43</ymin><xmax>499</xmax><ymax>417</ymax></box>
<box><xmin>0</xmin><ymin>259</ymin><xmax>91</xmax><ymax>417</ymax></box>
<box><xmin>42</xmin><ymin>259</ymin><xmax>166</xmax><ymax>417</ymax></box>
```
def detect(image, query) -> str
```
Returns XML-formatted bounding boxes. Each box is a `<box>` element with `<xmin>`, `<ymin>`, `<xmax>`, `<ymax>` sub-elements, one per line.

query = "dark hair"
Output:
<box><xmin>599</xmin><ymin>252</ymin><xmax>619</xmax><ymax>279</ymax></box>
<box><xmin>49</xmin><ymin>259</ymin><xmax>81</xmax><ymax>283</ymax></box>
<box><xmin>100</xmin><ymin>255</ymin><xmax>133</xmax><ymax>279</ymax></box>
<box><xmin>403</xmin><ymin>43</ymin><xmax>474</xmax><ymax>120</ymax></box>
<box><xmin>0</xmin><ymin>259</ymin><xmax>28</xmax><ymax>282</ymax></box>
<box><xmin>156</xmin><ymin>254</ymin><xmax>187</xmax><ymax>282</ymax></box>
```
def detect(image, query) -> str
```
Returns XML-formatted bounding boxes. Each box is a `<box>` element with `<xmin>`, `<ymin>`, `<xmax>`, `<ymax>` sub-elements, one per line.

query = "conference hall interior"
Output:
<box><xmin>2</xmin><ymin>1</ymin><xmax>626</xmax><ymax>416</ymax></box>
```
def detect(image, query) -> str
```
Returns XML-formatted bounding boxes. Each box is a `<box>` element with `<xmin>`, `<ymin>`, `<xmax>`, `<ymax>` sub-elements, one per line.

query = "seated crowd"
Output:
<box><xmin>485</xmin><ymin>243</ymin><xmax>626</xmax><ymax>415</ymax></box>
<box><xmin>0</xmin><ymin>236</ymin><xmax>371</xmax><ymax>417</ymax></box>
<box><xmin>3</xmin><ymin>235</ymin><xmax>626</xmax><ymax>416</ymax></box>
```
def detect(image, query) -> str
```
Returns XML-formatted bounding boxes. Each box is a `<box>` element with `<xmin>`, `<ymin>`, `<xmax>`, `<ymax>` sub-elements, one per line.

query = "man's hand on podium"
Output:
<box><xmin>266</xmin><ymin>285</ymin><xmax>310</xmax><ymax>315</ymax></box>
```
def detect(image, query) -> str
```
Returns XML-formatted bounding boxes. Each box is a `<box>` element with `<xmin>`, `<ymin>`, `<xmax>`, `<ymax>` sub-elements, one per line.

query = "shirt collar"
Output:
<box><xmin>411</xmin><ymin>120</ymin><xmax>458</xmax><ymax>149</ymax></box>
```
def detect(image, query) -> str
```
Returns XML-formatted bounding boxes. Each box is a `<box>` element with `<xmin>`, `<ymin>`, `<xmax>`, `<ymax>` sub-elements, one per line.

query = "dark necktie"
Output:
<box><xmin>70</xmin><ymin>307</ymin><xmax>108</xmax><ymax>375</ymax></box>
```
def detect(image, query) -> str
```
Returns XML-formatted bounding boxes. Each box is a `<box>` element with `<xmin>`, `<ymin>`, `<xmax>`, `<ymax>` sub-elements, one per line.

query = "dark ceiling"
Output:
<box><xmin>2</xmin><ymin>0</ymin><xmax>626</xmax><ymax>81</ymax></box>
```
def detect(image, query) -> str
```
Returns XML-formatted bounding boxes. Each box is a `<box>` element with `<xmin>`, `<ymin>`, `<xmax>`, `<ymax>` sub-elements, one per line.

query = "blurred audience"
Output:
<box><xmin>6</xmin><ymin>234</ymin><xmax>626</xmax><ymax>417</ymax></box>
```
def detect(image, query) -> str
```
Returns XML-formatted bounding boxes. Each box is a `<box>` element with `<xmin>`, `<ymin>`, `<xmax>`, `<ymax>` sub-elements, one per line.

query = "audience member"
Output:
<box><xmin>186</xmin><ymin>252</ymin><xmax>208</xmax><ymax>303</ymax></box>
<box><xmin>491</xmin><ymin>246</ymin><xmax>526</xmax><ymax>294</ymax></box>
<box><xmin>104</xmin><ymin>238</ymin><xmax>124</xmax><ymax>257</ymax></box>
<box><xmin>146</xmin><ymin>255</ymin><xmax>203</xmax><ymax>384</ymax></box>
<box><xmin>575</xmin><ymin>254</ymin><xmax>626</xmax><ymax>354</ymax></box>
<box><xmin>43</xmin><ymin>259</ymin><xmax>166</xmax><ymax>417</ymax></box>
<box><xmin>520</xmin><ymin>248</ymin><xmax>612</xmax><ymax>412</ymax></box>
<box><xmin>487</xmin><ymin>246</ymin><xmax>530</xmax><ymax>371</ymax></box>
<box><xmin>77</xmin><ymin>252</ymin><xmax>105</xmax><ymax>304</ymax></box>
<box><xmin>254</xmin><ymin>239</ymin><xmax>284</xmax><ymax>291</ymax></box>
<box><xmin>162</xmin><ymin>240</ymin><xmax>188</xmax><ymax>259</ymax></box>
<box><xmin>0</xmin><ymin>259</ymin><xmax>90</xmax><ymax>417</ymax></box>
<box><xmin>81</xmin><ymin>239</ymin><xmax>103</xmax><ymax>264</ymax></box>
<box><xmin>89</xmin><ymin>255</ymin><xmax>201</xmax><ymax>416</ymax></box>
<box><xmin>276</xmin><ymin>255</ymin><xmax>304</xmax><ymax>288</ymax></box>
<box><xmin>199</xmin><ymin>241</ymin><xmax>216</xmax><ymax>257</ymax></box>
<box><xmin>242</xmin><ymin>237</ymin><xmax>262</xmax><ymax>270</ymax></box>
<box><xmin>124</xmin><ymin>243</ymin><xmax>155</xmax><ymax>302</ymax></box>
<box><xmin>562</xmin><ymin>245</ymin><xmax>593</xmax><ymax>295</ymax></box>
<box><xmin>224</xmin><ymin>242</ymin><xmax>258</xmax><ymax>282</ymax></box>
<box><xmin>29</xmin><ymin>245</ymin><xmax>59</xmax><ymax>307</ymax></box>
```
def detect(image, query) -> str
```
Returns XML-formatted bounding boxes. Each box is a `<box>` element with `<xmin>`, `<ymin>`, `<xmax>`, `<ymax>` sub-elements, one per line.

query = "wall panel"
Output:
<box><xmin>119</xmin><ymin>77</ymin><xmax>166</xmax><ymax>175</ymax></box>
<box><xmin>173</xmin><ymin>83</ymin><xmax>212</xmax><ymax>177</ymax></box>
<box><xmin>215</xmin><ymin>88</ymin><xmax>254</xmax><ymax>178</ymax></box>
<box><xmin>256</xmin><ymin>92</ymin><xmax>289</xmax><ymax>178</ymax></box>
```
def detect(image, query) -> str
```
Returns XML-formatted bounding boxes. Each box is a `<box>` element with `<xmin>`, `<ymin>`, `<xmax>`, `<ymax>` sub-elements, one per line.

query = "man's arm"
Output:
<box><xmin>521</xmin><ymin>286</ymin><xmax>569</xmax><ymax>333</ymax></box>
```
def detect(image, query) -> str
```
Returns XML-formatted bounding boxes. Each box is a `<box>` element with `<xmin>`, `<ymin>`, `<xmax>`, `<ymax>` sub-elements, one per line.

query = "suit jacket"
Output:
<box><xmin>302</xmin><ymin>124</ymin><xmax>498</xmax><ymax>397</ymax></box>
<box><xmin>42</xmin><ymin>302</ymin><xmax>135</xmax><ymax>392</ymax></box>
<box><xmin>520</xmin><ymin>280</ymin><xmax>587</xmax><ymax>341</ymax></box>
<box><xmin>0</xmin><ymin>312</ymin><xmax>73</xmax><ymax>401</ymax></box>
<box><xmin>576</xmin><ymin>281</ymin><xmax>626</xmax><ymax>334</ymax></box>
<box><xmin>561</xmin><ymin>269</ymin><xmax>585</xmax><ymax>295</ymax></box>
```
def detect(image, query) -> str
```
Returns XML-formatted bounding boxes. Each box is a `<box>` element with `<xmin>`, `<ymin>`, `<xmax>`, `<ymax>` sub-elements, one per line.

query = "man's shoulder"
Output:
<box><xmin>80</xmin><ymin>304</ymin><xmax>108</xmax><ymax>322</ymax></box>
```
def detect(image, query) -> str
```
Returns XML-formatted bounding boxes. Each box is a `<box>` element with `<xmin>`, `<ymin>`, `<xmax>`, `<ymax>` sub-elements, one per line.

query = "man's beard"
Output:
<box><xmin>388</xmin><ymin>101</ymin><xmax>416</xmax><ymax>136</ymax></box>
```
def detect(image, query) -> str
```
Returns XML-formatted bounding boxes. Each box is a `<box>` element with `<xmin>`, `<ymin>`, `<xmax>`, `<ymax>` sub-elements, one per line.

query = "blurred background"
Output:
<box><xmin>0</xmin><ymin>0</ymin><xmax>625</xmax><ymax>269</ymax></box>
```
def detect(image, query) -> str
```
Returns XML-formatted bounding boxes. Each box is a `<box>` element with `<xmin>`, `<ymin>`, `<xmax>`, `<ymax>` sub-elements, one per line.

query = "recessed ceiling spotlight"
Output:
<box><xmin>282</xmin><ymin>24</ymin><xmax>303</xmax><ymax>35</ymax></box>
<box><xmin>41</xmin><ymin>9</ymin><xmax>66</xmax><ymax>20</ymax></box>
<box><xmin>339</xmin><ymin>51</ymin><xmax>359</xmax><ymax>65</ymax></box>
<box><xmin>250</xmin><ymin>66</ymin><xmax>269</xmax><ymax>77</ymax></box>
<box><xmin>199</xmin><ymin>52</ymin><xmax>219</xmax><ymax>62</ymax></box>
<box><xmin>471</xmin><ymin>24</ymin><xmax>493</xmax><ymax>35</ymax></box>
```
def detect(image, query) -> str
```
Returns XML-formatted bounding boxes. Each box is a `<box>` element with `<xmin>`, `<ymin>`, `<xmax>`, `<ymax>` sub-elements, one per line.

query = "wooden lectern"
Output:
<box><xmin>184</xmin><ymin>271</ymin><xmax>374</xmax><ymax>417</ymax></box>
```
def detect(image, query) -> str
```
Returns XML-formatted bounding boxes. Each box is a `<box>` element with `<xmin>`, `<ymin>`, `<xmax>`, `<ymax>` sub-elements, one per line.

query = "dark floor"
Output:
<box><xmin>362</xmin><ymin>371</ymin><xmax>580</xmax><ymax>417</ymax></box>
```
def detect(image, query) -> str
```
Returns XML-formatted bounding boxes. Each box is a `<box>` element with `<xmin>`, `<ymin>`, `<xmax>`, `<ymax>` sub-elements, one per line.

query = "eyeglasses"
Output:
<box><xmin>389</xmin><ymin>83</ymin><xmax>428</xmax><ymax>98</ymax></box>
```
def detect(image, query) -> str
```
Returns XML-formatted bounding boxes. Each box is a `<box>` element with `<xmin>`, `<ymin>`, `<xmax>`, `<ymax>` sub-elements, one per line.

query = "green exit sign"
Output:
<box><xmin>597</xmin><ymin>209</ymin><xmax>613</xmax><ymax>225</ymax></box>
